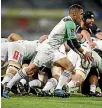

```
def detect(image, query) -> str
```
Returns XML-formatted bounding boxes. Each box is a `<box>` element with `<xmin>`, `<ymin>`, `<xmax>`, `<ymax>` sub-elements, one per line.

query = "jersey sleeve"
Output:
<box><xmin>76</xmin><ymin>25</ymin><xmax>82</xmax><ymax>34</ymax></box>
<box><xmin>65</xmin><ymin>21</ymin><xmax>77</xmax><ymax>40</ymax></box>
<box><xmin>65</xmin><ymin>21</ymin><xmax>81</xmax><ymax>53</ymax></box>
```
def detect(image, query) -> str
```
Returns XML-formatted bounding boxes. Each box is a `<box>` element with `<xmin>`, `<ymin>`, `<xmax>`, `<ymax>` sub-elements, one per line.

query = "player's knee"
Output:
<box><xmin>51</xmin><ymin>66</ymin><xmax>62</xmax><ymax>80</ymax></box>
<box><xmin>24</xmin><ymin>64</ymin><xmax>38</xmax><ymax>76</ymax></box>
<box><xmin>72</xmin><ymin>73</ymin><xmax>84</xmax><ymax>86</ymax></box>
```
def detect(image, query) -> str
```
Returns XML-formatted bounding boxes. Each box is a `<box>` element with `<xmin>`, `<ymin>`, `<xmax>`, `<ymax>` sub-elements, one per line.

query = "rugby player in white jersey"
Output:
<box><xmin>36</xmin><ymin>44</ymin><xmax>67</xmax><ymax>96</ymax></box>
<box><xmin>63</xmin><ymin>44</ymin><xmax>102</xmax><ymax>96</ymax></box>
<box><xmin>1</xmin><ymin>33</ymin><xmax>23</xmax><ymax>67</ymax></box>
<box><xmin>3</xmin><ymin>4</ymin><xmax>94</xmax><ymax>98</ymax></box>
<box><xmin>1</xmin><ymin>34</ymin><xmax>47</xmax><ymax>95</ymax></box>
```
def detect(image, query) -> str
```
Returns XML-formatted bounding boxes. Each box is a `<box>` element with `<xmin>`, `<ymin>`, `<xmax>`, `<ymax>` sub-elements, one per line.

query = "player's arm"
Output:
<box><xmin>81</xmin><ymin>30</ymin><xmax>93</xmax><ymax>43</ymax></box>
<box><xmin>64</xmin><ymin>41</ymin><xmax>70</xmax><ymax>53</ymax></box>
<box><xmin>96</xmin><ymin>32</ymin><xmax>102</xmax><ymax>40</ymax></box>
<box><xmin>8</xmin><ymin>33</ymin><xmax>22</xmax><ymax>42</ymax></box>
<box><xmin>65</xmin><ymin>21</ymin><xmax>84</xmax><ymax>54</ymax></box>
<box><xmin>65</xmin><ymin>21</ymin><xmax>93</xmax><ymax>61</ymax></box>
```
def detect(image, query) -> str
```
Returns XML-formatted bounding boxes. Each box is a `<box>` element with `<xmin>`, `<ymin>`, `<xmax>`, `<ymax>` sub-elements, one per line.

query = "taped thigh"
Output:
<box><xmin>6</xmin><ymin>65</ymin><xmax>20</xmax><ymax>75</ymax></box>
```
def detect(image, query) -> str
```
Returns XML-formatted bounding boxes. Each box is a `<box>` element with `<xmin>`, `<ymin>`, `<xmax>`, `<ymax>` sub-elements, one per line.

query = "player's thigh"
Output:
<box><xmin>54</xmin><ymin>57</ymin><xmax>74</xmax><ymax>71</ymax></box>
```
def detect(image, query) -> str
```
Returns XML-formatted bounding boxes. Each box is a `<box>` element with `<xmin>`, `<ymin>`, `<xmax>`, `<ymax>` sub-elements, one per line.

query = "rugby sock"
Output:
<box><xmin>90</xmin><ymin>85</ymin><xmax>96</xmax><ymax>93</ymax></box>
<box><xmin>29</xmin><ymin>80</ymin><xmax>41</xmax><ymax>88</ymax></box>
<box><xmin>56</xmin><ymin>70</ymin><xmax>71</xmax><ymax>90</ymax></box>
<box><xmin>20</xmin><ymin>79</ymin><xmax>27</xmax><ymax>86</ymax></box>
<box><xmin>42</xmin><ymin>78</ymin><xmax>57</xmax><ymax>91</ymax></box>
<box><xmin>6</xmin><ymin>69</ymin><xmax>27</xmax><ymax>89</ymax></box>
<box><xmin>1</xmin><ymin>73</ymin><xmax>14</xmax><ymax>85</ymax></box>
<box><xmin>66</xmin><ymin>80</ymin><xmax>76</xmax><ymax>88</ymax></box>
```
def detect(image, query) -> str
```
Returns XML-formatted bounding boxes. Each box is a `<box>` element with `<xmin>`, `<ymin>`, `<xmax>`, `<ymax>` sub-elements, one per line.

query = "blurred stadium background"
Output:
<box><xmin>1</xmin><ymin>0</ymin><xmax>102</xmax><ymax>40</ymax></box>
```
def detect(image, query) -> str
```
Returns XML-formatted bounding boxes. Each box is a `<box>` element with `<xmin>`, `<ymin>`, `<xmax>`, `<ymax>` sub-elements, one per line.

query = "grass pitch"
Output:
<box><xmin>1</xmin><ymin>94</ymin><xmax>102</xmax><ymax>108</ymax></box>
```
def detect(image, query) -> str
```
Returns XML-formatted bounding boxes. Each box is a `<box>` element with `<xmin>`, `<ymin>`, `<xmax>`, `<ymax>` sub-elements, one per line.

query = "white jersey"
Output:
<box><xmin>37</xmin><ymin>16</ymin><xmax>73</xmax><ymax>51</ymax></box>
<box><xmin>1</xmin><ymin>38</ymin><xmax>8</xmax><ymax>43</ymax></box>
<box><xmin>33</xmin><ymin>16</ymin><xmax>76</xmax><ymax>67</ymax></box>
<box><xmin>1</xmin><ymin>42</ymin><xmax>8</xmax><ymax>62</ymax></box>
<box><xmin>8</xmin><ymin>40</ymin><xmax>39</xmax><ymax>65</ymax></box>
<box><xmin>75</xmin><ymin>42</ymin><xmax>102</xmax><ymax>76</ymax></box>
<box><xmin>93</xmin><ymin>39</ymin><xmax>102</xmax><ymax>51</ymax></box>
<box><xmin>79</xmin><ymin>36</ymin><xmax>102</xmax><ymax>51</ymax></box>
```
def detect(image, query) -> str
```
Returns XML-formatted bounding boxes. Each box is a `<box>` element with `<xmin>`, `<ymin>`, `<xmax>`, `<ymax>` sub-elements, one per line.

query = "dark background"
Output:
<box><xmin>1</xmin><ymin>0</ymin><xmax>102</xmax><ymax>40</ymax></box>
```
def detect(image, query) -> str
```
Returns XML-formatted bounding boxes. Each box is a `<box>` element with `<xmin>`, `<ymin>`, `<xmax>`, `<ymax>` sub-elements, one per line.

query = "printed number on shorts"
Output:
<box><xmin>13</xmin><ymin>51</ymin><xmax>20</xmax><ymax>60</ymax></box>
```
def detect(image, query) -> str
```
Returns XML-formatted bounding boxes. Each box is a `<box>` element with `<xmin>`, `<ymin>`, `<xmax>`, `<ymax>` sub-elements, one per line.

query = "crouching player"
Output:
<box><xmin>63</xmin><ymin>47</ymin><xmax>102</xmax><ymax>97</ymax></box>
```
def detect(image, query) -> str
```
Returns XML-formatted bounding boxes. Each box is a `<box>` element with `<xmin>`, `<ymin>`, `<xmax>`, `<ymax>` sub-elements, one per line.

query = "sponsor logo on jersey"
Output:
<box><xmin>71</xmin><ymin>28</ymin><xmax>75</xmax><ymax>35</ymax></box>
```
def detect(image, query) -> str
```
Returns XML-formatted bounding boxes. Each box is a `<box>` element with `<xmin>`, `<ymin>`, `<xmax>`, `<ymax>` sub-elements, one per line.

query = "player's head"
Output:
<box><xmin>69</xmin><ymin>4</ymin><xmax>83</xmax><ymax>24</ymax></box>
<box><xmin>82</xmin><ymin>11</ymin><xmax>95</xmax><ymax>27</ymax></box>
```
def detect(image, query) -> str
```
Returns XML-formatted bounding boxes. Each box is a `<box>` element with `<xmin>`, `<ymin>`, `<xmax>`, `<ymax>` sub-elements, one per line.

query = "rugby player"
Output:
<box><xmin>76</xmin><ymin>11</ymin><xmax>102</xmax><ymax>50</ymax></box>
<box><xmin>3</xmin><ymin>4</ymin><xmax>93</xmax><ymax>98</ymax></box>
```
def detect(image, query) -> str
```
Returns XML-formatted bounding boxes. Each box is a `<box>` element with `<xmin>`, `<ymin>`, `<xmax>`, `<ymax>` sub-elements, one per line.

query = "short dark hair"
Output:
<box><xmin>69</xmin><ymin>4</ymin><xmax>83</xmax><ymax>10</ymax></box>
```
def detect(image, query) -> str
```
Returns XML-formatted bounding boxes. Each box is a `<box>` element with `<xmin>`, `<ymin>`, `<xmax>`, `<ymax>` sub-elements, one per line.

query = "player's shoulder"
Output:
<box><xmin>62</xmin><ymin>16</ymin><xmax>72</xmax><ymax>22</ymax></box>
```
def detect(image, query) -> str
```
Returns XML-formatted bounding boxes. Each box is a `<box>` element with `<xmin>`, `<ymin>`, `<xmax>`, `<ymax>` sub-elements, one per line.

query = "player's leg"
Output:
<box><xmin>3</xmin><ymin>49</ymin><xmax>53</xmax><ymax>98</ymax></box>
<box><xmin>1</xmin><ymin>42</ymin><xmax>23</xmax><ymax>86</ymax></box>
<box><xmin>63</xmin><ymin>69</ymin><xmax>85</xmax><ymax>92</ymax></box>
<box><xmin>2</xmin><ymin>42</ymin><xmax>24</xmax><ymax>98</ymax></box>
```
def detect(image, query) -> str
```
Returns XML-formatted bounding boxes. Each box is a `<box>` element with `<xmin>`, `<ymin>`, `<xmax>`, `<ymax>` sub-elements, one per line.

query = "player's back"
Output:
<box><xmin>20</xmin><ymin>40</ymin><xmax>39</xmax><ymax>59</ymax></box>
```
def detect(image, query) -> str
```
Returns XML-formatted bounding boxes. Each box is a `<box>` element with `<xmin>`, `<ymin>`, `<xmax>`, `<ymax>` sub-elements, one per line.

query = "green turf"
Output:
<box><xmin>1</xmin><ymin>94</ymin><xmax>102</xmax><ymax>108</ymax></box>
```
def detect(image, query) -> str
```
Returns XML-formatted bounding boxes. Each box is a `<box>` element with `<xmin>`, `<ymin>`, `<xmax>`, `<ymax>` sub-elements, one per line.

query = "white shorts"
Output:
<box><xmin>8</xmin><ymin>41</ymin><xmax>24</xmax><ymax>65</ymax></box>
<box><xmin>53</xmin><ymin>44</ymin><xmax>66</xmax><ymax>62</ymax></box>
<box><xmin>67</xmin><ymin>49</ymin><xmax>79</xmax><ymax>67</ymax></box>
<box><xmin>52</xmin><ymin>50</ymin><xmax>66</xmax><ymax>62</ymax></box>
<box><xmin>94</xmin><ymin>40</ymin><xmax>102</xmax><ymax>51</ymax></box>
<box><xmin>33</xmin><ymin>42</ymin><xmax>55</xmax><ymax>67</ymax></box>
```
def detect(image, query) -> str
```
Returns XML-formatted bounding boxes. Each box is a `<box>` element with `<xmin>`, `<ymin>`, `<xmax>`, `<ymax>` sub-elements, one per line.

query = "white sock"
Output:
<box><xmin>20</xmin><ymin>79</ymin><xmax>27</xmax><ymax>86</ymax></box>
<box><xmin>56</xmin><ymin>71</ymin><xmax>71</xmax><ymax>90</ymax></box>
<box><xmin>29</xmin><ymin>80</ymin><xmax>41</xmax><ymax>88</ymax></box>
<box><xmin>7</xmin><ymin>69</ymin><xmax>27</xmax><ymax>89</ymax></box>
<box><xmin>42</xmin><ymin>78</ymin><xmax>57</xmax><ymax>91</ymax></box>
<box><xmin>66</xmin><ymin>80</ymin><xmax>76</xmax><ymax>88</ymax></box>
<box><xmin>1</xmin><ymin>73</ymin><xmax>14</xmax><ymax>85</ymax></box>
<box><xmin>90</xmin><ymin>85</ymin><xmax>96</xmax><ymax>93</ymax></box>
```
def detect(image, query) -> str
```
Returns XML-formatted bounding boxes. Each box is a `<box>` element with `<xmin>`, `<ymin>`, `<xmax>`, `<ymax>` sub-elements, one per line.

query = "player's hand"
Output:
<box><xmin>83</xmin><ymin>51</ymin><xmax>93</xmax><ymax>62</ymax></box>
<box><xmin>89</xmin><ymin>42</ymin><xmax>96</xmax><ymax>48</ymax></box>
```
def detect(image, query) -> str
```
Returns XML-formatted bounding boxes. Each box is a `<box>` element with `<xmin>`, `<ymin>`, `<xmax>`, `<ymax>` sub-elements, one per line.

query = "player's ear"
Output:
<box><xmin>73</xmin><ymin>11</ymin><xmax>77</xmax><ymax>18</ymax></box>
